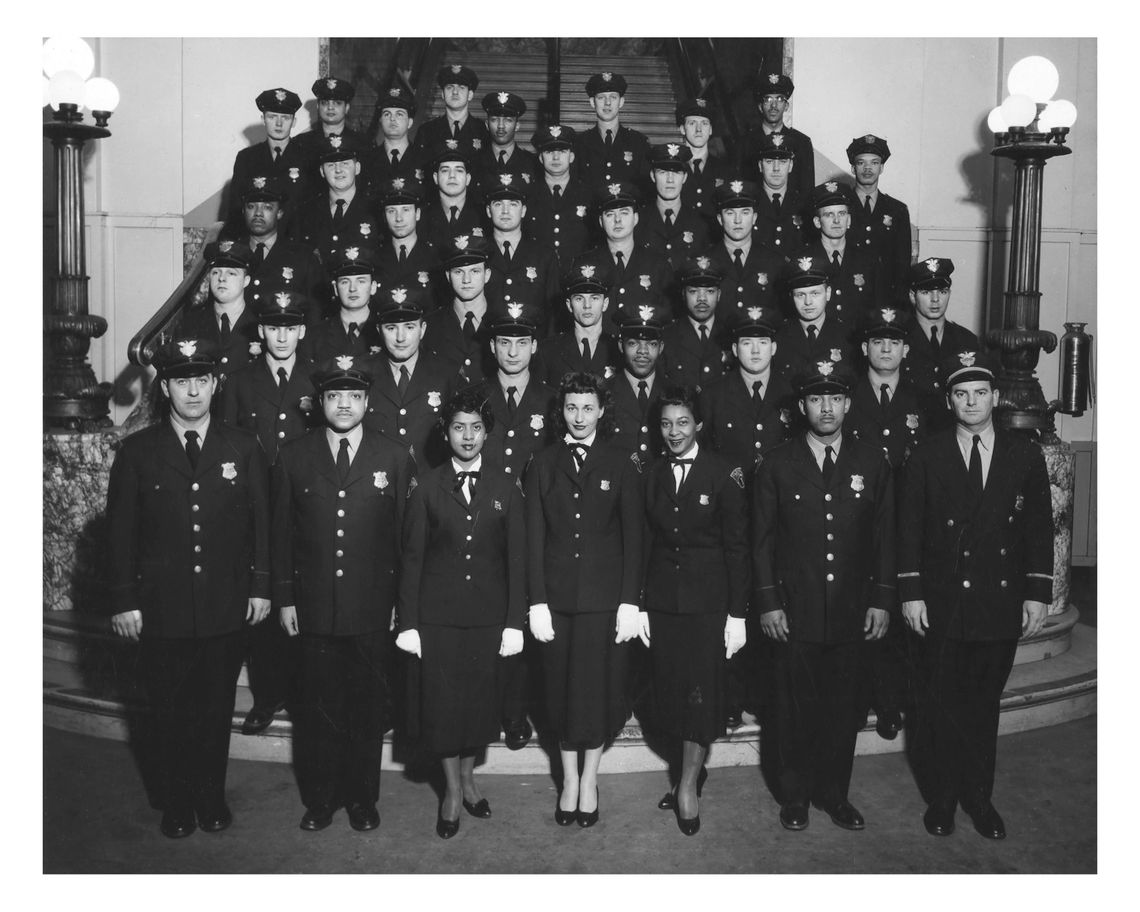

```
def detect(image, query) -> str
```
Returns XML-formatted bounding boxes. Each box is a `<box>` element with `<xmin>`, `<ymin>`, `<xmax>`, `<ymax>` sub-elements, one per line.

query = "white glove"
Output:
<box><xmin>636</xmin><ymin>611</ymin><xmax>651</xmax><ymax>648</ymax></box>
<box><xmin>615</xmin><ymin>603</ymin><xmax>640</xmax><ymax>643</ymax></box>
<box><xmin>724</xmin><ymin>616</ymin><xmax>747</xmax><ymax>659</ymax></box>
<box><xmin>500</xmin><ymin>627</ymin><xmax>524</xmax><ymax>657</ymax></box>
<box><xmin>529</xmin><ymin>604</ymin><xmax>555</xmax><ymax>642</ymax></box>
<box><xmin>395</xmin><ymin>628</ymin><xmax>422</xmax><ymax>657</ymax></box>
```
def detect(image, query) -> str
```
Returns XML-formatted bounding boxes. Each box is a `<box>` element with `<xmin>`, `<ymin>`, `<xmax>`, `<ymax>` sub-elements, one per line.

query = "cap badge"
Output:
<box><xmin>548</xmin><ymin>125</ymin><xmax>562</xmax><ymax>138</ymax></box>
<box><xmin>253</xmin><ymin>176</ymin><xmax>267</xmax><ymax>189</ymax></box>
<box><xmin>336</xmin><ymin>355</ymin><xmax>354</xmax><ymax>370</ymax></box>
<box><xmin>326</xmin><ymin>79</ymin><xmax>337</xmax><ymax>90</ymax></box>
<box><xmin>639</xmin><ymin>275</ymin><xmax>651</xmax><ymax>289</ymax></box>
<box><xmin>500</xmin><ymin>173</ymin><xmax>512</xmax><ymax>186</ymax></box>
<box><xmin>275</xmin><ymin>89</ymin><xmax>286</xmax><ymax>102</ymax></box>
<box><xmin>344</xmin><ymin>247</ymin><xmax>359</xmax><ymax>261</ymax></box>
<box><xmin>696</xmin><ymin>97</ymin><xmax>707</xmax><ymax>108</ymax></box>
<box><xmin>959</xmin><ymin>351</ymin><xmax>976</xmax><ymax>367</ymax></box>
<box><xmin>178</xmin><ymin>340</ymin><xmax>197</xmax><ymax>357</ymax></box>
<box><xmin>602</xmin><ymin>73</ymin><xmax>613</xmax><ymax>82</ymax></box>
<box><xmin>329</xmin><ymin>134</ymin><xmax>342</xmax><ymax>149</ymax></box>
<box><xmin>696</xmin><ymin>256</ymin><xmax>710</xmax><ymax>270</ymax></box>
<box><xmin>445</xmin><ymin>139</ymin><xmax>458</xmax><ymax>150</ymax></box>
<box><xmin>925</xmin><ymin>258</ymin><xmax>940</xmax><ymax>272</ymax></box>
<box><xmin>881</xmin><ymin>308</ymin><xmax>896</xmax><ymax>322</ymax></box>
<box><xmin>521</xmin><ymin>173</ymin><xmax>531</xmax><ymax>183</ymax></box>
<box><xmin>472</xmin><ymin>139</ymin><xmax>482</xmax><ymax>150</ymax></box>
<box><xmin>825</xmin><ymin>180</ymin><xmax>838</xmax><ymax>192</ymax></box>
<box><xmin>275</xmin><ymin>292</ymin><xmax>291</xmax><ymax>308</ymax></box>
<box><xmin>451</xmin><ymin>65</ymin><xmax>463</xmax><ymax>74</ymax></box>
<box><xmin>666</xmin><ymin>143</ymin><xmax>680</xmax><ymax>157</ymax></box>
<box><xmin>391</xmin><ymin>287</ymin><xmax>407</xmax><ymax>304</ymax></box>
<box><xmin>639</xmin><ymin>305</ymin><xmax>654</xmax><ymax>322</ymax></box>
<box><xmin>730</xmin><ymin>180</ymin><xmax>743</xmax><ymax>194</ymax></box>
<box><xmin>389</xmin><ymin>88</ymin><xmax>400</xmax><ymax>97</ymax></box>
<box><xmin>748</xmin><ymin>307</ymin><xmax>763</xmax><ymax>320</ymax></box>
<box><xmin>580</xmin><ymin>265</ymin><xmax>596</xmax><ymax>279</ymax></box>
<box><xmin>798</xmin><ymin>256</ymin><xmax>813</xmax><ymax>271</ymax></box>
<box><xmin>454</xmin><ymin>235</ymin><xmax>469</xmax><ymax>251</ymax></box>
<box><xmin>219</xmin><ymin>240</ymin><xmax>233</xmax><ymax>253</ymax></box>
<box><xmin>768</xmin><ymin>74</ymin><xmax>780</xmax><ymax>84</ymax></box>
<box><xmin>392</xmin><ymin>178</ymin><xmax>406</xmax><ymax>191</ymax></box>
<box><xmin>282</xmin><ymin>267</ymin><xmax>294</xmax><ymax>281</ymax></box>
<box><xmin>817</xmin><ymin>360</ymin><xmax>834</xmax><ymax>376</ymax></box>
<box><xmin>497</xmin><ymin>91</ymin><xmax>509</xmax><ymax>105</ymax></box>
<box><xmin>507</xmin><ymin>302</ymin><xmax>524</xmax><ymax>319</ymax></box>
<box><xmin>608</xmin><ymin>183</ymin><xmax>622</xmax><ymax>197</ymax></box>
<box><xmin>864</xmin><ymin>134</ymin><xmax>875</xmax><ymax>143</ymax></box>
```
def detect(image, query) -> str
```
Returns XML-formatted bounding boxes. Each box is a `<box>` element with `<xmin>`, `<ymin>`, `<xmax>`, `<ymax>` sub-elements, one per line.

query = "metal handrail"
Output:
<box><xmin>126</xmin><ymin>222</ymin><xmax>222</xmax><ymax>367</ymax></box>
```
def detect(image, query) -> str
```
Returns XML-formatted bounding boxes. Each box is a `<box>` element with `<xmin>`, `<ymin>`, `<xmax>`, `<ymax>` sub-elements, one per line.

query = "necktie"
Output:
<box><xmin>347</xmin><ymin>322</ymin><xmax>359</xmax><ymax>339</ymax></box>
<box><xmin>398</xmin><ymin>244</ymin><xmax>407</xmax><ymax>264</ymax></box>
<box><xmin>732</xmin><ymin>247</ymin><xmax>744</xmax><ymax>273</ymax></box>
<box><xmin>502</xmin><ymin>240</ymin><xmax>512</xmax><ymax>261</ymax></box>
<box><xmin>273</xmin><ymin>147</ymin><xmax>281</xmax><ymax>162</ymax></box>
<box><xmin>498</xmin><ymin>150</ymin><xmax>507</xmax><ymax>166</ymax></box>
<box><xmin>184</xmin><ymin>430</ymin><xmax>200</xmax><ymax>471</ymax></box>
<box><xmin>930</xmin><ymin>325</ymin><xmax>941</xmax><ymax>355</ymax></box>
<box><xmin>699</xmin><ymin>324</ymin><xmax>709</xmax><ymax>343</ymax></box>
<box><xmin>337</xmin><ymin>437</ymin><xmax>350</xmax><ymax>483</ymax></box>
<box><xmin>832</xmin><ymin>250</ymin><xmax>841</xmax><ymax>267</ymax></box>
<box><xmin>637</xmin><ymin>379</ymin><xmax>649</xmax><ymax>415</ymax></box>
<box><xmin>969</xmin><ymin>434</ymin><xmax>984</xmax><ymax>504</ymax></box>
<box><xmin>219</xmin><ymin>312</ymin><xmax>231</xmax><ymax>344</ymax></box>
<box><xmin>449</xmin><ymin>205</ymin><xmax>459</xmax><ymax>225</ymax></box>
<box><xmin>252</xmin><ymin>242</ymin><xmax>266</xmax><ymax>270</ymax></box>
<box><xmin>863</xmin><ymin>195</ymin><xmax>873</xmax><ymax>216</ymax></box>
<box><xmin>391</xmin><ymin>148</ymin><xmax>400</xmax><ymax>167</ymax></box>
<box><xmin>664</xmin><ymin>209</ymin><xmax>674</xmax><ymax>227</ymax></box>
<box><xmin>277</xmin><ymin>367</ymin><xmax>288</xmax><ymax>389</ymax></box>
<box><xmin>452</xmin><ymin>120</ymin><xmax>460</xmax><ymax>138</ymax></box>
<box><xmin>570</xmin><ymin>442</ymin><xmax>589</xmax><ymax>471</ymax></box>
<box><xmin>332</xmin><ymin>198</ymin><xmax>345</xmax><ymax>226</ymax></box>
<box><xmin>806</xmin><ymin>324</ymin><xmax>818</xmax><ymax>346</ymax></box>
<box><xmin>455</xmin><ymin>470</ymin><xmax>480</xmax><ymax>500</ymax></box>
<box><xmin>692</xmin><ymin>159</ymin><xmax>702</xmax><ymax>176</ymax></box>
<box><xmin>821</xmin><ymin>444</ymin><xmax>835</xmax><ymax>485</ymax></box>
<box><xmin>671</xmin><ymin>456</ymin><xmax>695</xmax><ymax>492</ymax></box>
<box><xmin>880</xmin><ymin>383</ymin><xmax>891</xmax><ymax>409</ymax></box>
<box><xmin>398</xmin><ymin>365</ymin><xmax>410</xmax><ymax>397</ymax></box>
<box><xmin>752</xmin><ymin>379</ymin><xmax>763</xmax><ymax>400</ymax></box>
<box><xmin>615</xmin><ymin>250</ymin><xmax>625</xmax><ymax>273</ymax></box>
<box><xmin>772</xmin><ymin>193</ymin><xmax>782</xmax><ymax>214</ymax></box>
<box><xmin>463</xmin><ymin>311</ymin><xmax>477</xmax><ymax>341</ymax></box>
<box><xmin>506</xmin><ymin>385</ymin><xmax>518</xmax><ymax>416</ymax></box>
<box><xmin>552</xmin><ymin>184</ymin><xmax>563</xmax><ymax>201</ymax></box>
<box><xmin>581</xmin><ymin>337</ymin><xmax>592</xmax><ymax>362</ymax></box>
<box><xmin>604</xmin><ymin>129</ymin><xmax>613</xmax><ymax>149</ymax></box>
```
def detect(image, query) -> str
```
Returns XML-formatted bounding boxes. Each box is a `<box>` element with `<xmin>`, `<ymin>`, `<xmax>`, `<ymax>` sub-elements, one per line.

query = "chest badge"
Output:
<box><xmin>221</xmin><ymin>462</ymin><xmax>237</xmax><ymax>480</ymax></box>
<box><xmin>850</xmin><ymin>474</ymin><xmax>864</xmax><ymax>492</ymax></box>
<box><xmin>600</xmin><ymin>479</ymin><xmax>611</xmax><ymax>491</ymax></box>
<box><xmin>374</xmin><ymin>471</ymin><xmax>389</xmax><ymax>490</ymax></box>
<box><xmin>699</xmin><ymin>494</ymin><xmax>710</xmax><ymax>505</ymax></box>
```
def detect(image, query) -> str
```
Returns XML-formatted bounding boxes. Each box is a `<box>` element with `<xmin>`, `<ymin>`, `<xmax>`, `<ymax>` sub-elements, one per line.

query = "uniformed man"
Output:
<box><xmin>475</xmin><ymin>90</ymin><xmax>538</xmax><ymax>188</ymax></box>
<box><xmin>364</xmin><ymin>283</ymin><xmax>455</xmax><ymax>469</ymax></box>
<box><xmin>847</xmin><ymin>134</ymin><xmax>913</xmax><ymax>305</ymax></box>
<box><xmin>773</xmin><ymin>252</ymin><xmax>857</xmax><ymax>388</ymax></box>
<box><xmin>845</xmin><ymin>305</ymin><xmax>927</xmax><ymax>741</ymax></box>
<box><xmin>425</xmin><ymin>234</ymin><xmax>495</xmax><ymax>386</ymax></box>
<box><xmin>293</xmin><ymin>76</ymin><xmax>366</xmax><ymax>182</ymax></box>
<box><xmin>574</xmin><ymin>71</ymin><xmax>651</xmax><ymax>193</ymax></box>
<box><xmin>610</xmin><ymin>296</ymin><xmax>671</xmax><ymax>468</ymax></box>
<box><xmin>636</xmin><ymin>143</ymin><xmax>710</xmax><ymax>271</ymax></box>
<box><xmin>219</xmin><ymin>291</ymin><xmax>317</xmax><ymax>736</ymax></box>
<box><xmin>484</xmin><ymin>172</ymin><xmax>560</xmax><ymax>332</ymax></box>
<box><xmin>419</xmin><ymin>139</ymin><xmax>488</xmax><ymax>252</ymax></box>
<box><xmin>226</xmin><ymin>88</ymin><xmax>310</xmax><ymax>235</ymax></box>
<box><xmin>901</xmin><ymin>257</ymin><xmax>981</xmax><ymax>431</ymax></box>
<box><xmin>573</xmin><ymin>181</ymin><xmax>672</xmax><ymax>332</ymax></box>
<box><xmin>661</xmin><ymin>257</ymin><xmax>732</xmax><ymax>394</ymax></box>
<box><xmin>791</xmin><ymin>181</ymin><xmax>880</xmax><ymax>322</ymax></box>
<box><xmin>303</xmin><ymin>246</ymin><xmax>385</xmax><ymax>365</ymax></box>
<box><xmin>739</xmin><ymin>72</ymin><xmax>814</xmax><ymax>198</ymax></box>
<box><xmin>410</xmin><ymin>64</ymin><xmax>489</xmax><ymax>155</ymax></box>
<box><xmin>535</xmin><ymin>262</ymin><xmax>622</xmax><ymax>385</ymax></box>
<box><xmin>752</xmin><ymin>362</ymin><xmax>896</xmax><ymax>832</ymax></box>
<box><xmin>272</xmin><ymin>354</ymin><xmax>416</xmax><ymax>833</ymax></box>
<box><xmin>364</xmin><ymin>86</ymin><xmax>427</xmax><ymax>187</ymax></box>
<box><xmin>898</xmin><ymin>350</ymin><xmax>1052</xmax><ymax>840</ymax></box>
<box><xmin>753</xmin><ymin>133</ymin><xmax>808</xmax><ymax>253</ymax></box>
<box><xmin>675</xmin><ymin>97</ymin><xmax>730</xmax><ymax>227</ymax></box>
<box><xmin>108</xmin><ymin>337</ymin><xmax>270</xmax><ymax>838</ymax></box>
<box><xmin>525</xmin><ymin>124</ymin><xmax>594</xmax><ymax>273</ymax></box>
<box><xmin>373</xmin><ymin>177</ymin><xmax>441</xmax><ymax>304</ymax></box>
<box><xmin>702</xmin><ymin>179</ymin><xmax>787</xmax><ymax>318</ymax></box>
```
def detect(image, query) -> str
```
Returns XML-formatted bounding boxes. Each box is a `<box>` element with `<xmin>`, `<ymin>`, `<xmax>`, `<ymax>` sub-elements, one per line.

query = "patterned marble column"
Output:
<box><xmin>1043</xmin><ymin>438</ymin><xmax>1075</xmax><ymax>616</ymax></box>
<box><xmin>43</xmin><ymin>429</ymin><xmax>124</xmax><ymax>613</ymax></box>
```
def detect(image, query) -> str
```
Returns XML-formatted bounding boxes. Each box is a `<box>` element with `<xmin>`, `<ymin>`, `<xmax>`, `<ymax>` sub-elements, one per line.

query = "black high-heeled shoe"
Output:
<box><xmin>577</xmin><ymin>787</ymin><xmax>599</xmax><ymax>828</ymax></box>
<box><xmin>436</xmin><ymin>811</ymin><xmax>460</xmax><ymax>839</ymax></box>
<box><xmin>554</xmin><ymin>794</ymin><xmax>576</xmax><ymax>826</ymax></box>
<box><xmin>463</xmin><ymin>798</ymin><xmax>492</xmax><ymax>819</ymax></box>
<box><xmin>657</xmin><ymin>766</ymin><xmax>708</xmax><ymax>810</ymax></box>
<box><xmin>675</xmin><ymin>803</ymin><xmax>701</xmax><ymax>837</ymax></box>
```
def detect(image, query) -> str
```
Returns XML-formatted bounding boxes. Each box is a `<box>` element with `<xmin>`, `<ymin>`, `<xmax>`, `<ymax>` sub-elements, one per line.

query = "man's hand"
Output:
<box><xmin>499</xmin><ymin>627</ymin><xmax>524</xmax><ymax>657</ymax></box>
<box><xmin>395</xmin><ymin>629</ymin><xmax>422</xmax><ymax>657</ymax></box>
<box><xmin>279</xmin><ymin>605</ymin><xmax>300</xmax><ymax>637</ymax></box>
<box><xmin>528</xmin><ymin>604</ymin><xmax>554</xmax><ymax>642</ymax></box>
<box><xmin>1022</xmin><ymin>600</ymin><xmax>1048</xmax><ymax>638</ymax></box>
<box><xmin>724</xmin><ymin>616</ymin><xmax>747</xmax><ymax>658</ymax></box>
<box><xmin>902</xmin><ymin>600</ymin><xmax>928</xmax><ymax>637</ymax></box>
<box><xmin>111</xmin><ymin>610</ymin><xmax>142</xmax><ymax>641</ymax></box>
<box><xmin>864</xmin><ymin>607</ymin><xmax>889</xmax><ymax>641</ymax></box>
<box><xmin>615</xmin><ymin>603</ymin><xmax>639</xmax><ymax>643</ymax></box>
<box><xmin>247</xmin><ymin>598</ymin><xmax>271</xmax><ymax>625</ymax></box>
<box><xmin>759</xmin><ymin>609</ymin><xmax>789</xmax><ymax>642</ymax></box>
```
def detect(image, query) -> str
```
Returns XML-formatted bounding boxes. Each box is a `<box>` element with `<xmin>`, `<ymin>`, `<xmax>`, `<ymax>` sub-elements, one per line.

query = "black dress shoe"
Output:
<box><xmin>198</xmin><ymin>805</ymin><xmax>232</xmax><ymax>833</ymax></box>
<box><xmin>462</xmin><ymin>798</ymin><xmax>492</xmax><ymax>819</ymax></box>
<box><xmin>555</xmin><ymin>794</ymin><xmax>576</xmax><ymax>826</ymax></box>
<box><xmin>160</xmin><ymin>811</ymin><xmax>196</xmax><ymax>839</ymax></box>
<box><xmin>436</xmin><ymin>812</ymin><xmax>460</xmax><ymax>839</ymax></box>
<box><xmin>577</xmin><ymin>790</ymin><xmax>599</xmax><ymax>828</ymax></box>
<box><xmin>875</xmin><ymin>710</ymin><xmax>903</xmax><ymax>740</ymax></box>
<box><xmin>347</xmin><ymin>803</ymin><xmax>380</xmax><ymax>831</ymax></box>
<box><xmin>964</xmin><ymin>800</ymin><xmax>1006</xmax><ymax>840</ymax></box>
<box><xmin>814</xmin><ymin>799</ymin><xmax>865</xmax><ymax>831</ymax></box>
<box><xmin>299</xmin><ymin>806</ymin><xmax>335</xmax><ymax>832</ymax></box>
<box><xmin>779</xmin><ymin>803</ymin><xmax>809</xmax><ymax>831</ymax></box>
<box><xmin>658</xmin><ymin>767</ymin><xmax>708</xmax><ymax>810</ymax></box>
<box><xmin>503</xmin><ymin>719</ymin><xmax>533</xmax><ymax>751</ymax></box>
<box><xmin>725</xmin><ymin>709</ymin><xmax>743</xmax><ymax>729</ymax></box>
<box><xmin>241</xmin><ymin>701</ymin><xmax>285</xmax><ymax>735</ymax></box>
<box><xmin>674</xmin><ymin>802</ymin><xmax>701</xmax><ymax>836</ymax></box>
<box><xmin>923</xmin><ymin>801</ymin><xmax>956</xmax><ymax>837</ymax></box>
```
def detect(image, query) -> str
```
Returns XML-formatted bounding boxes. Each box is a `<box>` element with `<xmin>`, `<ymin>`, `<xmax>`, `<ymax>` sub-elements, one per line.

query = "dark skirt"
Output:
<box><xmin>541</xmin><ymin>609</ymin><xmax>630</xmax><ymax>750</ymax></box>
<box><xmin>410</xmin><ymin>624</ymin><xmax>501</xmax><ymax>756</ymax></box>
<box><xmin>649</xmin><ymin>610</ymin><xmax>727</xmax><ymax>746</ymax></box>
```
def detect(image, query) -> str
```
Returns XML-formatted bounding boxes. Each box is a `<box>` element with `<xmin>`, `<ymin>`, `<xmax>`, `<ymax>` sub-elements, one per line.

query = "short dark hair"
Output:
<box><xmin>439</xmin><ymin>387</ymin><xmax>495</xmax><ymax>434</ymax></box>
<box><xmin>655</xmin><ymin>385</ymin><xmax>702</xmax><ymax>425</ymax></box>
<box><xmin>553</xmin><ymin>371</ymin><xmax>615</xmax><ymax>438</ymax></box>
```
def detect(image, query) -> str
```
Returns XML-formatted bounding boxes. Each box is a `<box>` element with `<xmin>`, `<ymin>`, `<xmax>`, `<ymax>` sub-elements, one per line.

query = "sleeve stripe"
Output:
<box><xmin>897</xmin><ymin>571</ymin><xmax>921</xmax><ymax>579</ymax></box>
<box><xmin>1026</xmin><ymin>573</ymin><xmax>1054</xmax><ymax>580</ymax></box>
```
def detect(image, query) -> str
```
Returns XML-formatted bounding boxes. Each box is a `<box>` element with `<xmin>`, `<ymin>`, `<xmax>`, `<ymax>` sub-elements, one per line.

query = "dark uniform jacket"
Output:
<box><xmin>398</xmin><ymin>458</ymin><xmax>526</xmax><ymax>630</ymax></box>
<box><xmin>292</xmin><ymin>126</ymin><xmax>369</xmax><ymax>184</ymax></box>
<box><xmin>419</xmin><ymin>195</ymin><xmax>489</xmax><ymax>252</ymax></box>
<box><xmin>773</xmin><ymin>315</ymin><xmax>857</xmax><ymax>386</ymax></box>
<box><xmin>374</xmin><ymin>237</ymin><xmax>442</xmax><ymax>307</ymax></box>
<box><xmin>363</xmin><ymin>141</ymin><xmax>429</xmax><ymax>188</ymax></box>
<box><xmin>485</xmin><ymin>236</ymin><xmax>562</xmax><ymax>331</ymax></box>
<box><xmin>661</xmin><ymin>316</ymin><xmax>732</xmax><ymax>393</ymax></box>
<box><xmin>226</xmin><ymin>140</ymin><xmax>314</xmax><ymax>234</ymax></box>
<box><xmin>574</xmin><ymin>123</ymin><xmax>651</xmax><ymax>193</ymax></box>
<box><xmin>467</xmin><ymin>375</ymin><xmax>557</xmax><ymax>480</ymax></box>
<box><xmin>410</xmin><ymin>114</ymin><xmax>490</xmax><ymax>158</ymax></box>
<box><xmin>219</xmin><ymin>356</ymin><xmax>319</xmax><ymax>463</ymax></box>
<box><xmin>897</xmin><ymin>429</ymin><xmax>1053</xmax><ymax>641</ymax></box>
<box><xmin>845</xmin><ymin>375</ymin><xmax>925</xmax><ymax>470</ymax></box>
<box><xmin>239</xmin><ymin>235</ymin><xmax>326</xmax><ymax>328</ymax></box>
<box><xmin>703</xmin><ymin>241</ymin><xmax>787</xmax><ymax>319</ymax></box>
<box><xmin>849</xmin><ymin>191</ymin><xmax>912</xmax><ymax>305</ymax></box>
<box><xmin>107</xmin><ymin>420</ymin><xmax>270</xmax><ymax>638</ymax></box>
<box><xmin>609</xmin><ymin>369</ymin><xmax>664</xmax><ymax>467</ymax></box>
<box><xmin>681</xmin><ymin>153</ymin><xmax>730</xmax><ymax>227</ymax></box>
<box><xmin>699</xmin><ymin>369</ymin><xmax>794</xmax><ymax>472</ymax></box>
<box><xmin>363</xmin><ymin>352</ymin><xmax>456</xmax><ymax>468</ymax></box>
<box><xmin>177</xmin><ymin>303</ymin><xmax>261</xmax><ymax>386</ymax></box>
<box><xmin>792</xmin><ymin>241</ymin><xmax>880</xmax><ymax>322</ymax></box>
<box><xmin>473</xmin><ymin>145</ymin><xmax>540</xmax><ymax>191</ymax></box>
<box><xmin>635</xmin><ymin>204</ymin><xmax>710</xmax><ymax>272</ymax></box>
<box><xmin>525</xmin><ymin>439</ymin><xmax>645</xmax><ymax>614</ymax></box>
<box><xmin>643</xmin><ymin>449</ymin><xmax>749</xmax><ymax>617</ymax></box>
<box><xmin>524</xmin><ymin>178</ymin><xmax>595</xmax><ymax>269</ymax></box>
<box><xmin>751</xmin><ymin>435</ymin><xmax>897</xmax><ymax>643</ymax></box>
<box><xmin>302</xmin><ymin>312</ymin><xmax>386</xmax><ymax>365</ymax></box>
<box><xmin>754</xmin><ymin>187</ymin><xmax>808</xmax><ymax>253</ymax></box>
<box><xmin>573</xmin><ymin>245</ymin><xmax>674</xmax><ymax>331</ymax></box>
<box><xmin>536</xmin><ymin>330</ymin><xmax>622</xmax><ymax>387</ymax></box>
<box><xmin>292</xmin><ymin>191</ymin><xmax>383</xmax><ymax>274</ymax></box>
<box><xmin>424</xmin><ymin>304</ymin><xmax>495</xmax><ymax>387</ymax></box>
<box><xmin>739</xmin><ymin>125</ymin><xmax>815</xmax><ymax>198</ymax></box>
<box><xmin>902</xmin><ymin>319</ymin><xmax>981</xmax><ymax>430</ymax></box>
<box><xmin>271</xmin><ymin>427</ymin><xmax>415</xmax><ymax>636</ymax></box>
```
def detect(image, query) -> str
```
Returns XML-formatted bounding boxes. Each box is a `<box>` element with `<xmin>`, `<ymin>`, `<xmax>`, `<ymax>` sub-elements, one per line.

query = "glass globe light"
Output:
<box><xmin>1043</xmin><ymin>99</ymin><xmax>1078</xmax><ymax>129</ymax></box>
<box><xmin>1000</xmin><ymin>94</ymin><xmax>1037</xmax><ymax>129</ymax></box>
<box><xmin>84</xmin><ymin>77</ymin><xmax>120</xmax><ymax>115</ymax></box>
<box><xmin>987</xmin><ymin>105</ymin><xmax>1009</xmax><ymax>133</ymax></box>
<box><xmin>1008</xmin><ymin>56</ymin><xmax>1059</xmax><ymax>104</ymax></box>
<box><xmin>42</xmin><ymin>75</ymin><xmax>51</xmax><ymax>108</ymax></box>
<box><xmin>48</xmin><ymin>70</ymin><xmax>86</xmax><ymax>111</ymax></box>
<box><xmin>42</xmin><ymin>37</ymin><xmax>95</xmax><ymax>81</ymax></box>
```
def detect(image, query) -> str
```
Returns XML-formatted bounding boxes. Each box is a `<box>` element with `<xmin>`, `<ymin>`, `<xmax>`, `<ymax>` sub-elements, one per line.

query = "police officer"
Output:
<box><xmin>303</xmin><ymin>246</ymin><xmax>385</xmax><ymax>364</ymax></box>
<box><xmin>419</xmin><ymin>139</ymin><xmax>488</xmax><ymax>252</ymax></box>
<box><xmin>661</xmin><ymin>257</ymin><xmax>732</xmax><ymax>394</ymax></box>
<box><xmin>898</xmin><ymin>350</ymin><xmax>1052</xmax><ymax>840</ymax></box>
<box><xmin>272</xmin><ymin>353</ymin><xmax>416</xmax><ymax>833</ymax></box>
<box><xmin>411</xmin><ymin>64</ymin><xmax>489</xmax><ymax>154</ymax></box>
<box><xmin>675</xmin><ymin>97</ymin><xmax>730</xmax><ymax>227</ymax></box>
<box><xmin>847</xmin><ymin>134</ymin><xmax>913</xmax><ymax>305</ymax></box>
<box><xmin>525</xmin><ymin>124</ymin><xmax>594</xmax><ymax>273</ymax></box>
<box><xmin>365</xmin><ymin>86</ymin><xmax>427</xmax><ymax>187</ymax></box>
<box><xmin>293</xmin><ymin>76</ymin><xmax>365</xmax><ymax>180</ymax></box>
<box><xmin>425</xmin><ymin>234</ymin><xmax>495</xmax><ymax>387</ymax></box>
<box><xmin>773</xmin><ymin>252</ymin><xmax>857</xmax><ymax>387</ymax></box>
<box><xmin>535</xmin><ymin>262</ymin><xmax>622</xmax><ymax>386</ymax></box>
<box><xmin>739</xmin><ymin>72</ymin><xmax>814</xmax><ymax>199</ymax></box>
<box><xmin>702</xmin><ymin>179</ymin><xmax>787</xmax><ymax>318</ymax></box>
<box><xmin>574</xmin><ymin>72</ymin><xmax>651</xmax><ymax>193</ymax></box>
<box><xmin>476</xmin><ymin>90</ymin><xmax>538</xmax><ymax>187</ymax></box>
<box><xmin>636</xmin><ymin>143</ymin><xmax>710</xmax><ymax>271</ymax></box>
<box><xmin>108</xmin><ymin>337</ymin><xmax>271</xmax><ymax>838</ymax></box>
<box><xmin>901</xmin><ymin>257</ymin><xmax>981</xmax><ymax>431</ymax></box>
<box><xmin>752</xmin><ymin>362</ymin><xmax>896</xmax><ymax>832</ymax></box>
<box><xmin>226</xmin><ymin>88</ymin><xmax>310</xmax><ymax>235</ymax></box>
<box><xmin>373</xmin><ymin>177</ymin><xmax>442</xmax><ymax>304</ymax></box>
<box><xmin>364</xmin><ymin>283</ymin><xmax>455</xmax><ymax>469</ymax></box>
<box><xmin>753</xmin><ymin>133</ymin><xmax>808</xmax><ymax>253</ymax></box>
<box><xmin>610</xmin><ymin>298</ymin><xmax>671</xmax><ymax>468</ymax></box>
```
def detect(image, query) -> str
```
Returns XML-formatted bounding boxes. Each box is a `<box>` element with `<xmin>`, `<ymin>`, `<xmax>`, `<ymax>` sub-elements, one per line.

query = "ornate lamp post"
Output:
<box><xmin>43</xmin><ymin>37</ymin><xmax>119</xmax><ymax>431</ymax></box>
<box><xmin>985</xmin><ymin>55</ymin><xmax>1079</xmax><ymax>437</ymax></box>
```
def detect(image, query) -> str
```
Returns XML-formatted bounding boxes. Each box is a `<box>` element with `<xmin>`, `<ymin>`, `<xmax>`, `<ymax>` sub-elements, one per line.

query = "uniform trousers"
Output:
<box><xmin>245</xmin><ymin>616</ymin><xmax>294</xmax><ymax>708</ymax></box>
<box><xmin>861</xmin><ymin>620</ymin><xmax>908</xmax><ymax>721</ymax></box>
<box><xmin>911</xmin><ymin>633</ymin><xmax>1018</xmax><ymax>809</ymax></box>
<box><xmin>140</xmin><ymin>632</ymin><xmax>245</xmax><ymax>819</ymax></box>
<box><xmin>295</xmin><ymin>631</ymin><xmax>388</xmax><ymax>810</ymax></box>
<box><xmin>771</xmin><ymin>639</ymin><xmax>863</xmax><ymax>807</ymax></box>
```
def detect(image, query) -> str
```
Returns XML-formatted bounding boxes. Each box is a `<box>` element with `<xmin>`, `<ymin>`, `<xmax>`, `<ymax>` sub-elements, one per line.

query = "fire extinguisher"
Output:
<box><xmin>1058</xmin><ymin>322</ymin><xmax>1094</xmax><ymax>417</ymax></box>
